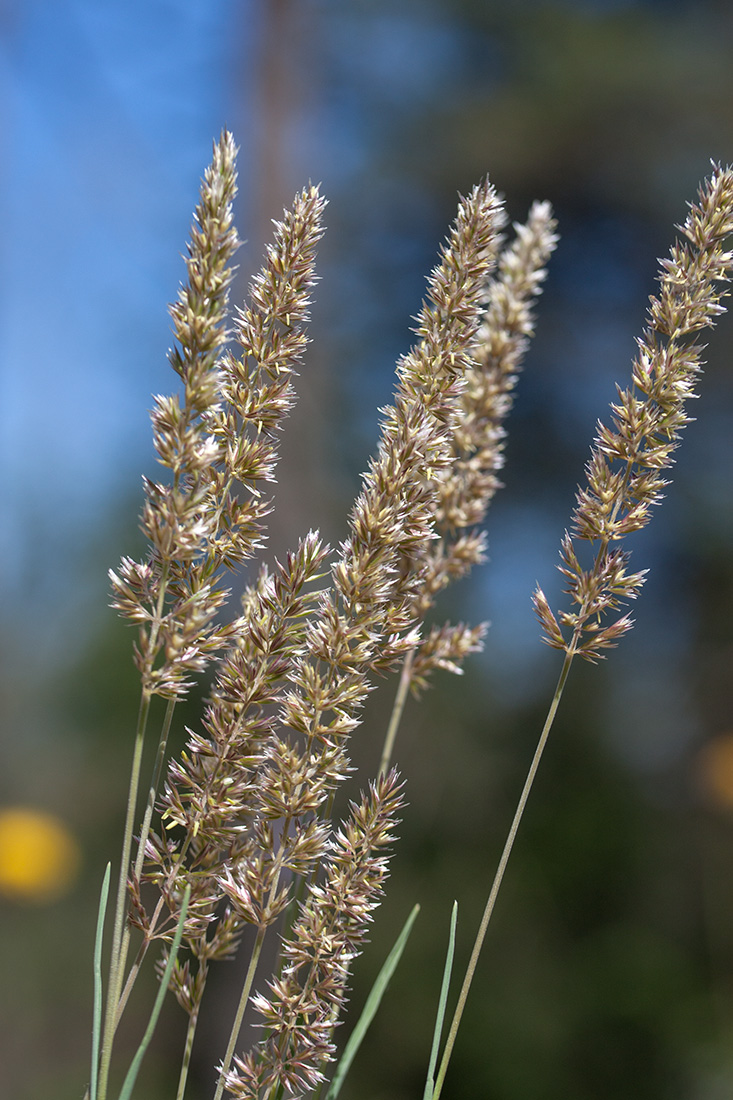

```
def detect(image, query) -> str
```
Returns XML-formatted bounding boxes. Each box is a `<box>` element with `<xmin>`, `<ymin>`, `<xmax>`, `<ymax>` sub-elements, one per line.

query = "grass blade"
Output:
<box><xmin>325</xmin><ymin>903</ymin><xmax>420</xmax><ymax>1100</ymax></box>
<box><xmin>423</xmin><ymin>901</ymin><xmax>457</xmax><ymax>1100</ymax></box>
<box><xmin>117</xmin><ymin>884</ymin><xmax>191</xmax><ymax>1100</ymax></box>
<box><xmin>90</xmin><ymin>863</ymin><xmax>111</xmax><ymax>1100</ymax></box>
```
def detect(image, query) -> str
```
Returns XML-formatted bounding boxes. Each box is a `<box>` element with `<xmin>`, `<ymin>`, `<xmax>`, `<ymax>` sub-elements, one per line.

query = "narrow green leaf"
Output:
<box><xmin>117</xmin><ymin>884</ymin><xmax>191</xmax><ymax>1100</ymax></box>
<box><xmin>325</xmin><ymin>903</ymin><xmax>420</xmax><ymax>1100</ymax></box>
<box><xmin>423</xmin><ymin>901</ymin><xmax>458</xmax><ymax>1100</ymax></box>
<box><xmin>90</xmin><ymin>863</ymin><xmax>111</xmax><ymax>1100</ymax></box>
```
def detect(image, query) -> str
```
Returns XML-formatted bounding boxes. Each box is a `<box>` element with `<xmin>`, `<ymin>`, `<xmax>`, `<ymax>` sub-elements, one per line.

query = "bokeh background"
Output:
<box><xmin>2</xmin><ymin>1</ymin><xmax>733</xmax><ymax>1097</ymax></box>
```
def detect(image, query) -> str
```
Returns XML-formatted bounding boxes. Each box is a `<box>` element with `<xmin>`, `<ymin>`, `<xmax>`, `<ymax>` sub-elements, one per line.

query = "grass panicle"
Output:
<box><xmin>431</xmin><ymin>163</ymin><xmax>733</xmax><ymax>1100</ymax></box>
<box><xmin>110</xmin><ymin>131</ymin><xmax>240</xmax><ymax>701</ymax></box>
<box><xmin>534</xmin><ymin>165</ymin><xmax>733</xmax><ymax>662</ymax></box>
<box><xmin>224</xmin><ymin>773</ymin><xmax>405</xmax><ymax>1099</ymax></box>
<box><xmin>409</xmin><ymin>200</ymin><xmax>558</xmax><ymax>696</ymax></box>
<box><xmin>100</xmin><ymin>141</ymin><xmax>519</xmax><ymax>1100</ymax></box>
<box><xmin>89</xmin><ymin>132</ymin><xmax>733</xmax><ymax>1100</ymax></box>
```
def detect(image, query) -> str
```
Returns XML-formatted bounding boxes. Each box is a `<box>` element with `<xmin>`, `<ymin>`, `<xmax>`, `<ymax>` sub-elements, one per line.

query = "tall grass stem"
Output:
<box><xmin>90</xmin><ymin>862</ymin><xmax>111</xmax><ymax>1100</ymax></box>
<box><xmin>117</xmin><ymin>884</ymin><xmax>192</xmax><ymax>1100</ymax></box>
<box><xmin>176</xmin><ymin>991</ymin><xmax>205</xmax><ymax>1100</ymax></box>
<box><xmin>379</xmin><ymin>648</ymin><xmax>415</xmax><ymax>775</ymax></box>
<box><xmin>423</xmin><ymin>900</ymin><xmax>458</xmax><ymax>1100</ymax></box>
<box><xmin>97</xmin><ymin>688</ymin><xmax>152</xmax><ymax>1100</ymax></box>
<box><xmin>213</xmin><ymin>926</ymin><xmax>268</xmax><ymax>1100</ymax></box>
<box><xmin>113</xmin><ymin>695</ymin><xmax>179</xmax><ymax>1025</ymax></box>
<box><xmin>431</xmin><ymin>647</ymin><xmax>575</xmax><ymax>1100</ymax></box>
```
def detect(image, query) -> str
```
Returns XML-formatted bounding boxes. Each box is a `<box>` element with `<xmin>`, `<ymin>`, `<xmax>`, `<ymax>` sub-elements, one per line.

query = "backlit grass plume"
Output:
<box><xmin>430</xmin><ymin>164</ymin><xmax>733</xmax><ymax>1100</ymax></box>
<box><xmin>534</xmin><ymin>166</ymin><xmax>733</xmax><ymax>661</ymax></box>
<box><xmin>86</xmin><ymin>130</ymin><xmax>733</xmax><ymax>1100</ymax></box>
<box><xmin>416</xmin><ymin>202</ymin><xmax>557</xmax><ymax>656</ymax></box>
<box><xmin>93</xmin><ymin>132</ymin><xmax>528</xmax><ymax>1100</ymax></box>
<box><xmin>109</xmin><ymin>132</ymin><xmax>240</xmax><ymax>701</ymax></box>
<box><xmin>381</xmin><ymin>200</ymin><xmax>558</xmax><ymax>769</ymax></box>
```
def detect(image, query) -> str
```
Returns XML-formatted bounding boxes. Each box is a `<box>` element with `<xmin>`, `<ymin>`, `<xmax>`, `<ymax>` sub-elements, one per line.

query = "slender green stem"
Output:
<box><xmin>117</xmin><ymin>885</ymin><xmax>192</xmax><ymax>1100</ymax></box>
<box><xmin>213</xmin><ymin>926</ymin><xmax>268</xmax><ymax>1100</ymax></box>
<box><xmin>97</xmin><ymin>688</ymin><xmax>152</xmax><ymax>1100</ymax></box>
<box><xmin>114</xmin><ymin>934</ymin><xmax>148</xmax><ymax>1029</ymax></box>
<box><xmin>134</xmin><ymin>695</ymin><xmax>177</xmax><ymax>883</ymax></box>
<box><xmin>431</xmin><ymin>647</ymin><xmax>575</xmax><ymax>1100</ymax></box>
<box><xmin>112</xmin><ymin>695</ymin><xmax>178</xmax><ymax>1031</ymax></box>
<box><xmin>90</xmin><ymin>863</ymin><xmax>111</xmax><ymax>1100</ymax></box>
<box><xmin>176</xmin><ymin>963</ymin><xmax>207</xmax><ymax>1100</ymax></box>
<box><xmin>423</xmin><ymin>902</ymin><xmax>457</xmax><ymax>1100</ymax></box>
<box><xmin>379</xmin><ymin>648</ymin><xmax>415</xmax><ymax>775</ymax></box>
<box><xmin>325</xmin><ymin>904</ymin><xmax>421</xmax><ymax>1100</ymax></box>
<box><xmin>176</xmin><ymin>1016</ymin><xmax>198</xmax><ymax>1100</ymax></box>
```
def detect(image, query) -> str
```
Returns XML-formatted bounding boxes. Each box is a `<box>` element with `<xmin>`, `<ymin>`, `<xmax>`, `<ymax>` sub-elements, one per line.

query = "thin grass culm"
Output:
<box><xmin>87</xmin><ymin>133</ymin><xmax>733</xmax><ymax>1100</ymax></box>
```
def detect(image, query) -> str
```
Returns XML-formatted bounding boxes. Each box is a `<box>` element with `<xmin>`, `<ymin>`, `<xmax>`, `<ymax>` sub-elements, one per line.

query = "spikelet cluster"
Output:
<box><xmin>111</xmin><ymin>131</ymin><xmax>557</xmax><ymax>1098</ymax></box>
<box><xmin>225</xmin><ymin>773</ymin><xmax>404</xmax><ymax>1098</ymax></box>
<box><xmin>411</xmin><ymin>201</ymin><xmax>558</xmax><ymax>690</ymax></box>
<box><xmin>535</xmin><ymin>166</ymin><xmax>733</xmax><ymax>660</ymax></box>
<box><xmin>101</xmin><ymin>126</ymin><xmax>733</xmax><ymax>1100</ymax></box>
<box><xmin>110</xmin><ymin>134</ymin><xmax>325</xmax><ymax>698</ymax></box>
<box><xmin>139</xmin><ymin>177</ymin><xmax>507</xmax><ymax>1066</ymax></box>
<box><xmin>110</xmin><ymin>133</ymin><xmax>239</xmax><ymax>696</ymax></box>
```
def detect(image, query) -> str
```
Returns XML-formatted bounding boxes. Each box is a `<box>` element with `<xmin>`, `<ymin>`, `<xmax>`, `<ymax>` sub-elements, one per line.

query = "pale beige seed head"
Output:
<box><xmin>535</xmin><ymin>165</ymin><xmax>733</xmax><ymax>661</ymax></box>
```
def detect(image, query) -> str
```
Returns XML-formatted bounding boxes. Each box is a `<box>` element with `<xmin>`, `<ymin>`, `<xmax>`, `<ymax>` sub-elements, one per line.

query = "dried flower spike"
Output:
<box><xmin>109</xmin><ymin>131</ymin><xmax>240</xmax><ymax>698</ymax></box>
<box><xmin>110</xmin><ymin>135</ymin><xmax>326</xmax><ymax>700</ymax></box>
<box><xmin>411</xmin><ymin>200</ymin><xmax>558</xmax><ymax>690</ymax></box>
<box><xmin>224</xmin><ymin>772</ymin><xmax>405</xmax><ymax>1099</ymax></box>
<box><xmin>535</xmin><ymin>164</ymin><xmax>733</xmax><ymax>661</ymax></box>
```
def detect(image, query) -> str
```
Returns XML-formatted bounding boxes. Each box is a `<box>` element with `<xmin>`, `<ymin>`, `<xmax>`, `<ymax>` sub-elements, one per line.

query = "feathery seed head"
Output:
<box><xmin>225</xmin><ymin>772</ymin><xmax>405</xmax><ymax>1098</ymax></box>
<box><xmin>115</xmin><ymin>146</ymin><xmax>557</xmax><ymax>1092</ymax></box>
<box><xmin>111</xmin><ymin>141</ymin><xmax>325</xmax><ymax>698</ymax></box>
<box><xmin>409</xmin><ymin>199</ymin><xmax>557</xmax><ymax>688</ymax></box>
<box><xmin>535</xmin><ymin>164</ymin><xmax>733</xmax><ymax>661</ymax></box>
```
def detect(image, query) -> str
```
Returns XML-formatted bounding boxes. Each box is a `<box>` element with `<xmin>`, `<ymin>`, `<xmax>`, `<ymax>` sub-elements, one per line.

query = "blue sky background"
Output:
<box><xmin>0</xmin><ymin>1</ymin><xmax>243</xmax><ymax>596</ymax></box>
<box><xmin>3</xmin><ymin>0</ymin><xmax>733</xmax><ymax>723</ymax></box>
<box><xmin>2</xmin><ymin>0</ymin><xmax>733</xmax><ymax>718</ymax></box>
